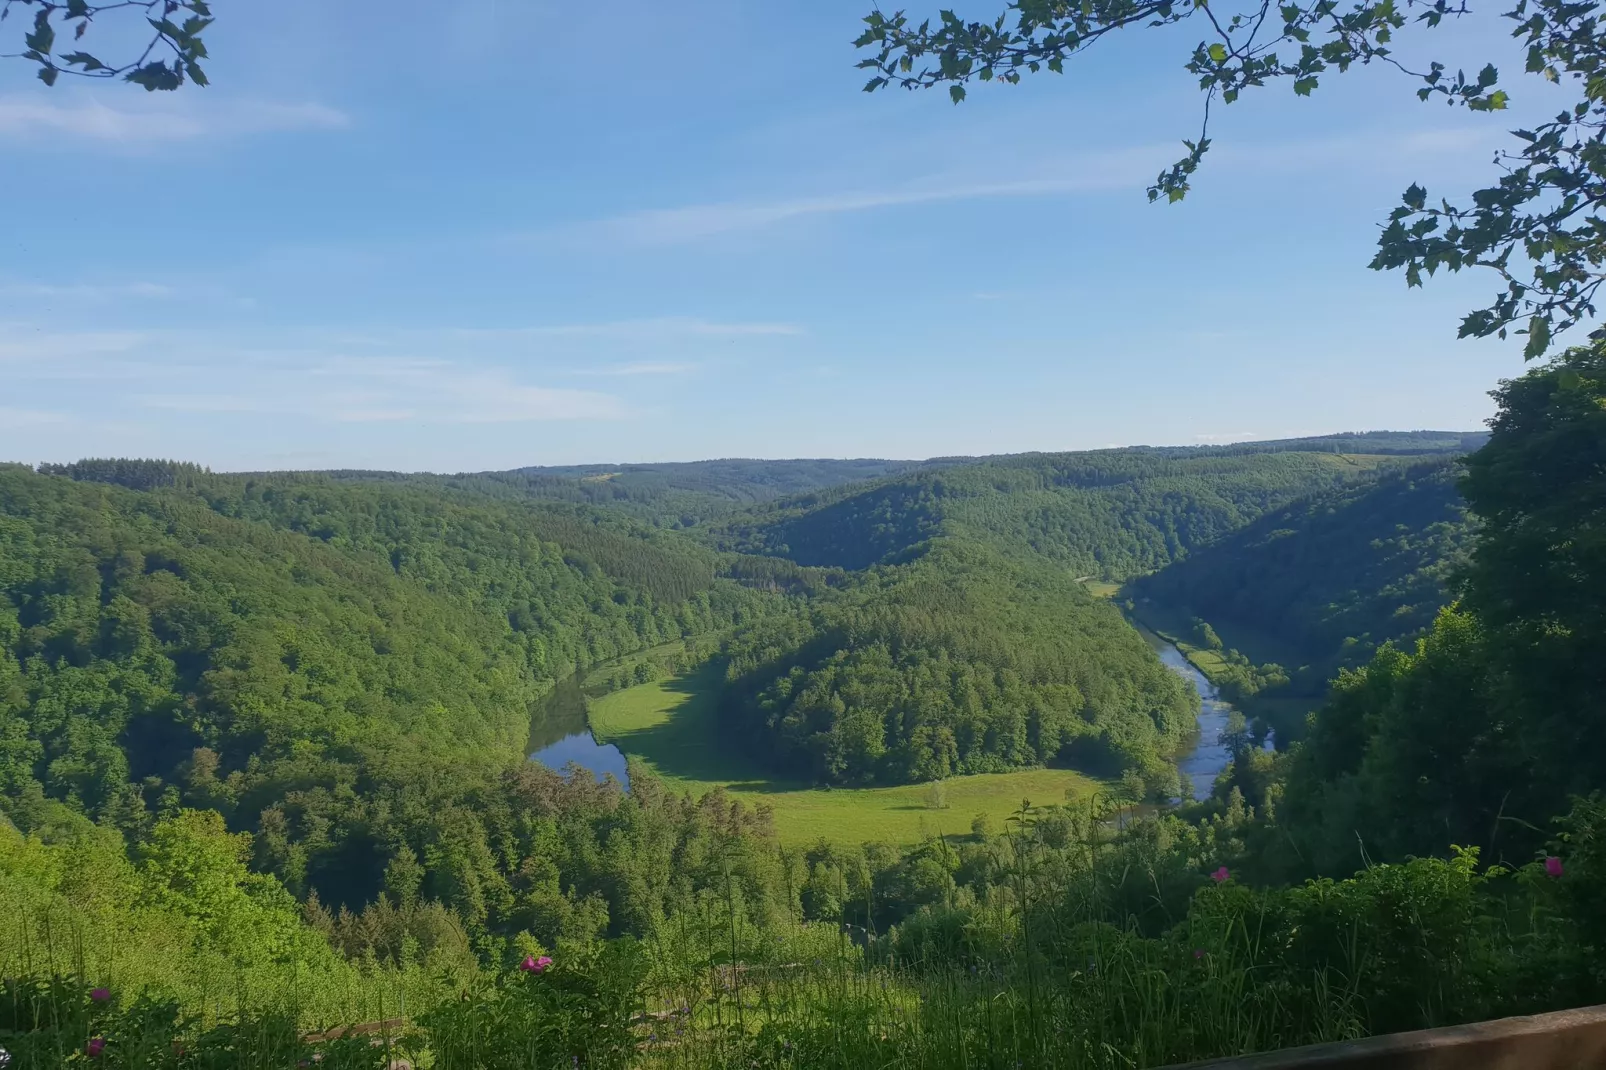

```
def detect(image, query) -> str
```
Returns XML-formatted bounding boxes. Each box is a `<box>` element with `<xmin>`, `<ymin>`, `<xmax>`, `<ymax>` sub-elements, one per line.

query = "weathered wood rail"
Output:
<box><xmin>1165</xmin><ymin>1005</ymin><xmax>1606</xmax><ymax>1070</ymax></box>
<box><xmin>303</xmin><ymin>1003</ymin><xmax>1606</xmax><ymax>1069</ymax></box>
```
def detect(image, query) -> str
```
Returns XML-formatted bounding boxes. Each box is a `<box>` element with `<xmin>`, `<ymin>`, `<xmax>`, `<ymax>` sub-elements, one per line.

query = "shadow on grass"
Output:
<box><xmin>600</xmin><ymin>665</ymin><xmax>812</xmax><ymax>794</ymax></box>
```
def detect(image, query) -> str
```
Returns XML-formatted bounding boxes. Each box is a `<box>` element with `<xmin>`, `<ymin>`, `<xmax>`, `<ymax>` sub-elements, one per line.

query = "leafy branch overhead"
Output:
<box><xmin>2</xmin><ymin>0</ymin><xmax>210</xmax><ymax>90</ymax></box>
<box><xmin>856</xmin><ymin>0</ymin><xmax>1606</xmax><ymax>358</ymax></box>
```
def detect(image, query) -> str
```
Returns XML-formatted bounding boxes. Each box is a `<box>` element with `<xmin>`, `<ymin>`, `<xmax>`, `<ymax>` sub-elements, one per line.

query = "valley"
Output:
<box><xmin>531</xmin><ymin>662</ymin><xmax>1107</xmax><ymax>846</ymax></box>
<box><xmin>527</xmin><ymin>611</ymin><xmax>1254</xmax><ymax>840</ymax></box>
<box><xmin>15</xmin><ymin>414</ymin><xmax>1600</xmax><ymax>1069</ymax></box>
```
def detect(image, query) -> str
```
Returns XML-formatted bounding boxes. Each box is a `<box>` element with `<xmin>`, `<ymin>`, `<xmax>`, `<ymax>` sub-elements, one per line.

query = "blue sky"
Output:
<box><xmin>0</xmin><ymin>0</ymin><xmax>1568</xmax><ymax>471</ymax></box>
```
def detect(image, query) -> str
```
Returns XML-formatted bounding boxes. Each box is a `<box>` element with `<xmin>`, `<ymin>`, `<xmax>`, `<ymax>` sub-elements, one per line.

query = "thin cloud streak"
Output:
<box><xmin>0</xmin><ymin>407</ymin><xmax>72</xmax><ymax>427</ymax></box>
<box><xmin>136</xmin><ymin>363</ymin><xmax>626</xmax><ymax>425</ymax></box>
<box><xmin>448</xmin><ymin>318</ymin><xmax>803</xmax><ymax>339</ymax></box>
<box><xmin>587</xmin><ymin>361</ymin><xmax>697</xmax><ymax>376</ymax></box>
<box><xmin>545</xmin><ymin>146</ymin><xmax>1173</xmax><ymax>246</ymax></box>
<box><xmin>0</xmin><ymin>281</ymin><xmax>174</xmax><ymax>301</ymax></box>
<box><xmin>534</xmin><ymin>125</ymin><xmax>1497</xmax><ymax>249</ymax></box>
<box><xmin>0</xmin><ymin>95</ymin><xmax>349</xmax><ymax>143</ymax></box>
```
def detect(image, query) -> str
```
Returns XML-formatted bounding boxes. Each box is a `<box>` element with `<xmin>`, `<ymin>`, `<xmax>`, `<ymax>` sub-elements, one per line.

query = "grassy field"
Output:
<box><xmin>588</xmin><ymin>666</ymin><xmax>1107</xmax><ymax>846</ymax></box>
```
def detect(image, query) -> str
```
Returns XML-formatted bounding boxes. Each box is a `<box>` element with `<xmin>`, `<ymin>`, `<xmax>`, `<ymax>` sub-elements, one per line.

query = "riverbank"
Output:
<box><xmin>586</xmin><ymin>666</ymin><xmax>1107</xmax><ymax>846</ymax></box>
<box><xmin>526</xmin><ymin>604</ymin><xmax>1254</xmax><ymax>837</ymax></box>
<box><xmin>1113</xmin><ymin>589</ymin><xmax>1318</xmax><ymax>746</ymax></box>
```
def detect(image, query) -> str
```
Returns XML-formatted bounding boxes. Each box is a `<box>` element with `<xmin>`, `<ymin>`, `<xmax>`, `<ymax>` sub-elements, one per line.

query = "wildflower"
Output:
<box><xmin>1211</xmin><ymin>866</ymin><xmax>1230</xmax><ymax>883</ymax></box>
<box><xmin>1545</xmin><ymin>856</ymin><xmax>1564</xmax><ymax>878</ymax></box>
<box><xmin>1193</xmin><ymin>949</ymin><xmax>1205</xmax><ymax>959</ymax></box>
<box><xmin>519</xmin><ymin>954</ymin><xmax>554</xmax><ymax>974</ymax></box>
<box><xmin>90</xmin><ymin>988</ymin><xmax>110</xmax><ymax>1002</ymax></box>
<box><xmin>87</xmin><ymin>1038</ymin><xmax>105</xmax><ymax>1058</ymax></box>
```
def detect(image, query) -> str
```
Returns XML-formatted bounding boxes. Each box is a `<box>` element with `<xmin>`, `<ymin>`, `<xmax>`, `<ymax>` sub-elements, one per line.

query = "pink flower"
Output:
<box><xmin>1211</xmin><ymin>866</ymin><xmax>1230</xmax><ymax>883</ymax></box>
<box><xmin>519</xmin><ymin>955</ymin><xmax>554</xmax><ymax>974</ymax></box>
<box><xmin>90</xmin><ymin>988</ymin><xmax>110</xmax><ymax>1002</ymax></box>
<box><xmin>87</xmin><ymin>1037</ymin><xmax>105</xmax><ymax>1057</ymax></box>
<box><xmin>1193</xmin><ymin>948</ymin><xmax>1205</xmax><ymax>959</ymax></box>
<box><xmin>1544</xmin><ymin>856</ymin><xmax>1564</xmax><ymax>878</ymax></box>
<box><xmin>534</xmin><ymin>955</ymin><xmax>553</xmax><ymax>973</ymax></box>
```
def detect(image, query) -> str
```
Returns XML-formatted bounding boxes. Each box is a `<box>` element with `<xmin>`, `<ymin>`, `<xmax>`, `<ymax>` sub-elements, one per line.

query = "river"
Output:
<box><xmin>528</xmin><ymin>632</ymin><xmax>1252</xmax><ymax>803</ymax></box>
<box><xmin>1133</xmin><ymin>622</ymin><xmax>1262</xmax><ymax>801</ymax></box>
<box><xmin>525</xmin><ymin>674</ymin><xmax>630</xmax><ymax>788</ymax></box>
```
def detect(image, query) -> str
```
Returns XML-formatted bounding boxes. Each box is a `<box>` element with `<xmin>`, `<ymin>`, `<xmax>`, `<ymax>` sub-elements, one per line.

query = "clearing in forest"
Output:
<box><xmin>588</xmin><ymin>665</ymin><xmax>1107</xmax><ymax>846</ymax></box>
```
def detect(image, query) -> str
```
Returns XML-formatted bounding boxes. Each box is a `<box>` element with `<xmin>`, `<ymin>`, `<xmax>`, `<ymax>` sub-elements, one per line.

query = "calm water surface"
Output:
<box><xmin>1134</xmin><ymin>622</ymin><xmax>1271</xmax><ymax>801</ymax></box>
<box><xmin>529</xmin><ymin>630</ymin><xmax>1262</xmax><ymax>803</ymax></box>
<box><xmin>526</xmin><ymin>674</ymin><xmax>630</xmax><ymax>788</ymax></box>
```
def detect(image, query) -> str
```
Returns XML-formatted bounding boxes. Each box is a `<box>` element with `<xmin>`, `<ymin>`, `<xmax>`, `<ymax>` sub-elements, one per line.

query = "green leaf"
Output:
<box><xmin>949</xmin><ymin>85</ymin><xmax>966</xmax><ymax>104</ymax></box>
<box><xmin>1523</xmin><ymin>314</ymin><xmax>1550</xmax><ymax>358</ymax></box>
<box><xmin>126</xmin><ymin>61</ymin><xmax>183</xmax><ymax>92</ymax></box>
<box><xmin>1207</xmin><ymin>43</ymin><xmax>1228</xmax><ymax>63</ymax></box>
<box><xmin>1293</xmin><ymin>76</ymin><xmax>1318</xmax><ymax>95</ymax></box>
<box><xmin>25</xmin><ymin>8</ymin><xmax>56</xmax><ymax>55</ymax></box>
<box><xmin>37</xmin><ymin>64</ymin><xmax>59</xmax><ymax>87</ymax></box>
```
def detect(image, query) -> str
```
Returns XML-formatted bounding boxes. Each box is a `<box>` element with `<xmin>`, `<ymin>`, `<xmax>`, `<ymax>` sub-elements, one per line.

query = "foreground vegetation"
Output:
<box><xmin>5</xmin><ymin>790</ymin><xmax>1603</xmax><ymax>1069</ymax></box>
<box><xmin>2</xmin><ymin>346</ymin><xmax>1602</xmax><ymax>1066</ymax></box>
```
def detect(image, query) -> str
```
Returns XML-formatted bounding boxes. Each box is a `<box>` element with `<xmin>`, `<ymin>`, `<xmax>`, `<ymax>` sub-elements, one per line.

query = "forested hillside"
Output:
<box><xmin>1130</xmin><ymin>459</ymin><xmax>1475</xmax><ymax>704</ymax></box>
<box><xmin>307</xmin><ymin>457</ymin><xmax>926</xmax><ymax>530</ymax></box>
<box><xmin>718</xmin><ymin>539</ymin><xmax>1197</xmax><ymax>789</ymax></box>
<box><xmin>708</xmin><ymin>447</ymin><xmax>1427</xmax><ymax>576</ymax></box>
<box><xmin>0</xmin><ymin>463</ymin><xmax>788</xmax><ymax>915</ymax></box>
<box><xmin>10</xmin><ymin>410</ymin><xmax>1606</xmax><ymax>1070</ymax></box>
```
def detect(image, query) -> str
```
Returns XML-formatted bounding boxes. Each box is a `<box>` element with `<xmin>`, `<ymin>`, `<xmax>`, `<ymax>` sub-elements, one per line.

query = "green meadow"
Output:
<box><xmin>587</xmin><ymin>666</ymin><xmax>1107</xmax><ymax>846</ymax></box>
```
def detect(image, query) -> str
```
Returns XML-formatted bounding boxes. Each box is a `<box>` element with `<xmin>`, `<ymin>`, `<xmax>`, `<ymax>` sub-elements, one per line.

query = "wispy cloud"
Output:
<box><xmin>0</xmin><ymin>95</ymin><xmax>349</xmax><ymax>143</ymax></box>
<box><xmin>0</xmin><ymin>313</ymin><xmax>802</xmax><ymax>429</ymax></box>
<box><xmin>0</xmin><ymin>407</ymin><xmax>72</xmax><ymax>428</ymax></box>
<box><xmin>449</xmin><ymin>318</ymin><xmax>803</xmax><ymax>340</ymax></box>
<box><xmin>136</xmin><ymin>362</ymin><xmax>623</xmax><ymax>425</ymax></box>
<box><xmin>587</xmin><ymin>361</ymin><xmax>697</xmax><ymax>377</ymax></box>
<box><xmin>544</xmin><ymin>148</ymin><xmax>1172</xmax><ymax>246</ymax></box>
<box><xmin>0</xmin><ymin>326</ymin><xmax>146</xmax><ymax>361</ymax></box>
<box><xmin>0</xmin><ymin>281</ymin><xmax>174</xmax><ymax>302</ymax></box>
<box><xmin>533</xmin><ymin>123</ymin><xmax>1496</xmax><ymax>249</ymax></box>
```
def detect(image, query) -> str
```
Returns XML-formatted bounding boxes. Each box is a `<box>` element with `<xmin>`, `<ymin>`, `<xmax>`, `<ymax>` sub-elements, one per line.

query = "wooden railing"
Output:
<box><xmin>1163</xmin><ymin>1005</ymin><xmax>1606</xmax><ymax>1070</ymax></box>
<box><xmin>305</xmin><ymin>1004</ymin><xmax>1606</xmax><ymax>1069</ymax></box>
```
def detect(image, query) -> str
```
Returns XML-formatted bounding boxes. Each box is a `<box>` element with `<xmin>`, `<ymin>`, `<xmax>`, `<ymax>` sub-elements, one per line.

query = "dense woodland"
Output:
<box><xmin>1129</xmin><ymin>459</ymin><xmax>1476</xmax><ymax>715</ymax></box>
<box><xmin>306</xmin><ymin>458</ymin><xmax>926</xmax><ymax>530</ymax></box>
<box><xmin>719</xmin><ymin>540</ymin><xmax>1196</xmax><ymax>788</ymax></box>
<box><xmin>4</xmin><ymin>380</ymin><xmax>1606</xmax><ymax>1067</ymax></box>
<box><xmin>0</xmin><ymin>467</ymin><xmax>788</xmax><ymax>921</ymax></box>
<box><xmin>707</xmin><ymin>445</ymin><xmax>1426</xmax><ymax>576</ymax></box>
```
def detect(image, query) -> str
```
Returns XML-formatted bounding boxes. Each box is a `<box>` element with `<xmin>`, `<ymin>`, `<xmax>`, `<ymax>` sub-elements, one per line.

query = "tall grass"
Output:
<box><xmin>2</xmin><ymin>810</ymin><xmax>1594</xmax><ymax>1068</ymax></box>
